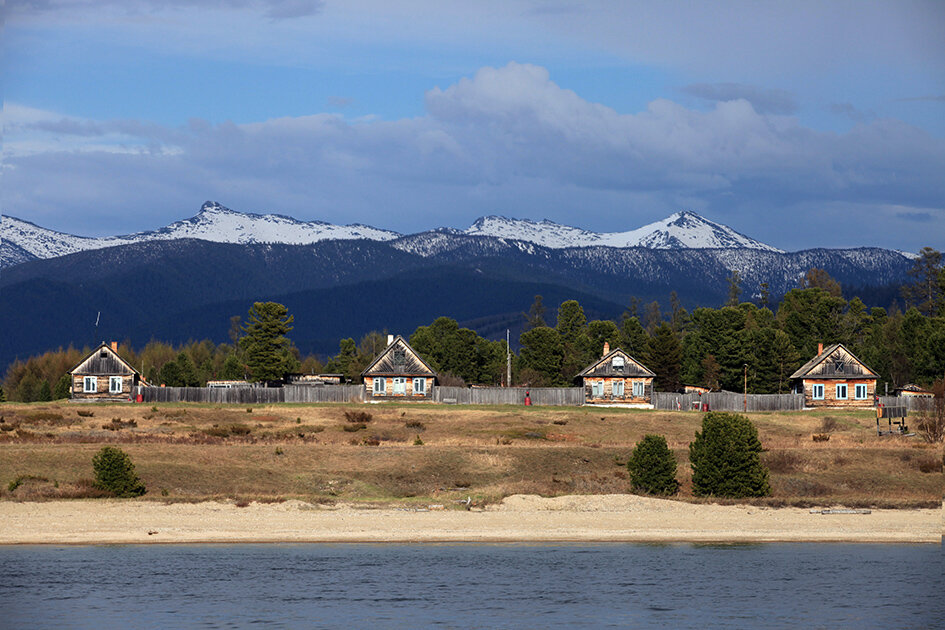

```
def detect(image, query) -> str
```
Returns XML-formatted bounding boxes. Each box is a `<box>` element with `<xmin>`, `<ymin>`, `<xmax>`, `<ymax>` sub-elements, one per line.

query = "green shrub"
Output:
<box><xmin>627</xmin><ymin>434</ymin><xmax>679</xmax><ymax>495</ymax></box>
<box><xmin>689</xmin><ymin>412</ymin><xmax>770</xmax><ymax>498</ymax></box>
<box><xmin>92</xmin><ymin>446</ymin><xmax>146</xmax><ymax>497</ymax></box>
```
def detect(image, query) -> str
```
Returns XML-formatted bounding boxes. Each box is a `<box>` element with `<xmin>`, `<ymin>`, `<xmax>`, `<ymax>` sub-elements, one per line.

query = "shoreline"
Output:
<box><xmin>1</xmin><ymin>495</ymin><xmax>940</xmax><ymax>545</ymax></box>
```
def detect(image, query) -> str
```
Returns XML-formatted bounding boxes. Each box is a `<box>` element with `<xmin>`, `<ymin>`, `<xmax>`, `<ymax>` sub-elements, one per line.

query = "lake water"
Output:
<box><xmin>1</xmin><ymin>543</ymin><xmax>941</xmax><ymax>628</ymax></box>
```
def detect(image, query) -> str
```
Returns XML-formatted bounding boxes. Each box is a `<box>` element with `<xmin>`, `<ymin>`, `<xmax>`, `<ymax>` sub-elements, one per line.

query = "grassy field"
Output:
<box><xmin>0</xmin><ymin>401</ymin><xmax>940</xmax><ymax>508</ymax></box>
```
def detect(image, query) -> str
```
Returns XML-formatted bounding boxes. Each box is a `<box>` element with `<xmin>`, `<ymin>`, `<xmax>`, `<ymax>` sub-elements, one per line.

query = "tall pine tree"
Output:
<box><xmin>240</xmin><ymin>302</ymin><xmax>300</xmax><ymax>382</ymax></box>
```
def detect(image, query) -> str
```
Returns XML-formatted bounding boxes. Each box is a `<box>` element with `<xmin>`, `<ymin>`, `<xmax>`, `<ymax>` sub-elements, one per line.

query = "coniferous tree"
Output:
<box><xmin>220</xmin><ymin>354</ymin><xmax>244</xmax><ymax>380</ymax></box>
<box><xmin>240</xmin><ymin>302</ymin><xmax>300</xmax><ymax>382</ymax></box>
<box><xmin>902</xmin><ymin>247</ymin><xmax>943</xmax><ymax>316</ymax></box>
<box><xmin>647</xmin><ymin>323</ymin><xmax>682</xmax><ymax>392</ymax></box>
<box><xmin>619</xmin><ymin>316</ymin><xmax>650</xmax><ymax>359</ymax></box>
<box><xmin>523</xmin><ymin>295</ymin><xmax>547</xmax><ymax>330</ymax></box>
<box><xmin>726</xmin><ymin>271</ymin><xmax>742</xmax><ymax>306</ymax></box>
<box><xmin>689</xmin><ymin>412</ymin><xmax>770</xmax><ymax>498</ymax></box>
<box><xmin>627</xmin><ymin>434</ymin><xmax>679</xmax><ymax>495</ymax></box>
<box><xmin>53</xmin><ymin>374</ymin><xmax>72</xmax><ymax>400</ymax></box>
<box><xmin>519</xmin><ymin>326</ymin><xmax>564</xmax><ymax>386</ymax></box>
<box><xmin>36</xmin><ymin>379</ymin><xmax>52</xmax><ymax>402</ymax></box>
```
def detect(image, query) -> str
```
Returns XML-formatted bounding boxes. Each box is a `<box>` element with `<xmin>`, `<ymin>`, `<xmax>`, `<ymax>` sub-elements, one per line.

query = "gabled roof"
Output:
<box><xmin>361</xmin><ymin>335</ymin><xmax>437</xmax><ymax>377</ymax></box>
<box><xmin>577</xmin><ymin>347</ymin><xmax>655</xmax><ymax>378</ymax></box>
<box><xmin>69</xmin><ymin>342</ymin><xmax>140</xmax><ymax>376</ymax></box>
<box><xmin>790</xmin><ymin>343</ymin><xmax>877</xmax><ymax>380</ymax></box>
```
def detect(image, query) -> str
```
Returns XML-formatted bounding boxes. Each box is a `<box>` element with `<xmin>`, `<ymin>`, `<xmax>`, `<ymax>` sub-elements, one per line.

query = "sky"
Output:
<box><xmin>3</xmin><ymin>0</ymin><xmax>944</xmax><ymax>252</ymax></box>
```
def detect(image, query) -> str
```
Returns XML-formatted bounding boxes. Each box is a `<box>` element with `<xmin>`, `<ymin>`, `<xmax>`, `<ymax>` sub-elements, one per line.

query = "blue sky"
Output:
<box><xmin>4</xmin><ymin>0</ymin><xmax>944</xmax><ymax>251</ymax></box>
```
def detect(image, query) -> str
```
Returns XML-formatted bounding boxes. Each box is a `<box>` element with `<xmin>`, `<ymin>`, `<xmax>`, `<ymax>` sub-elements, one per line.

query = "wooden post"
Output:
<box><xmin>743</xmin><ymin>364</ymin><xmax>748</xmax><ymax>412</ymax></box>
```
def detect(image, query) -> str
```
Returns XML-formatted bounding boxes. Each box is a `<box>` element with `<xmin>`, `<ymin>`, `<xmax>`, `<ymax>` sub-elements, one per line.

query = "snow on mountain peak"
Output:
<box><xmin>464</xmin><ymin>211</ymin><xmax>782</xmax><ymax>252</ymax></box>
<box><xmin>2</xmin><ymin>204</ymin><xmax>782</xmax><ymax>270</ymax></box>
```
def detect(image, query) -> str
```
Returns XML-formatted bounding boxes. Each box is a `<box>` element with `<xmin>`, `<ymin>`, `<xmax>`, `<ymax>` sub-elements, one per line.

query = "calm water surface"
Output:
<box><xmin>0</xmin><ymin>543</ymin><xmax>941</xmax><ymax>629</ymax></box>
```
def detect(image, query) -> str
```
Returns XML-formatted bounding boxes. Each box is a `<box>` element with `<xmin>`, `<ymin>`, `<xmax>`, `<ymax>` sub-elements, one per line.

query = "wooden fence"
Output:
<box><xmin>433</xmin><ymin>386</ymin><xmax>584</xmax><ymax>406</ymax></box>
<box><xmin>653</xmin><ymin>391</ymin><xmax>805</xmax><ymax>412</ymax></box>
<box><xmin>877</xmin><ymin>395</ymin><xmax>934</xmax><ymax>412</ymax></box>
<box><xmin>136</xmin><ymin>385</ymin><xmax>364</xmax><ymax>404</ymax></box>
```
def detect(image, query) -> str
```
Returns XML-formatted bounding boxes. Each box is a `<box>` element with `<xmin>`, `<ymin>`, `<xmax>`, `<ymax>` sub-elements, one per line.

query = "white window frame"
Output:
<box><xmin>83</xmin><ymin>376</ymin><xmax>97</xmax><ymax>393</ymax></box>
<box><xmin>854</xmin><ymin>383</ymin><xmax>868</xmax><ymax>400</ymax></box>
<box><xmin>632</xmin><ymin>381</ymin><xmax>645</xmax><ymax>397</ymax></box>
<box><xmin>372</xmin><ymin>377</ymin><xmax>385</xmax><ymax>395</ymax></box>
<box><xmin>612</xmin><ymin>380</ymin><xmax>625</xmax><ymax>397</ymax></box>
<box><xmin>591</xmin><ymin>381</ymin><xmax>603</xmax><ymax>397</ymax></box>
<box><xmin>812</xmin><ymin>384</ymin><xmax>824</xmax><ymax>400</ymax></box>
<box><xmin>392</xmin><ymin>377</ymin><xmax>407</xmax><ymax>395</ymax></box>
<box><xmin>836</xmin><ymin>384</ymin><xmax>848</xmax><ymax>400</ymax></box>
<box><xmin>412</xmin><ymin>378</ymin><xmax>426</xmax><ymax>395</ymax></box>
<box><xmin>109</xmin><ymin>376</ymin><xmax>123</xmax><ymax>394</ymax></box>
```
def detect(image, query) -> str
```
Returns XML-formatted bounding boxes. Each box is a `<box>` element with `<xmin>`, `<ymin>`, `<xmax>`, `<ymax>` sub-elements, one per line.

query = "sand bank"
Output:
<box><xmin>0</xmin><ymin>495</ymin><xmax>939</xmax><ymax>545</ymax></box>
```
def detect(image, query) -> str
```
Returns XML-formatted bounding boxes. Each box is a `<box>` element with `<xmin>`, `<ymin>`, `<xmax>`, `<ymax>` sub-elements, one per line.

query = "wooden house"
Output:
<box><xmin>790</xmin><ymin>343</ymin><xmax>877</xmax><ymax>408</ymax></box>
<box><xmin>577</xmin><ymin>343</ymin><xmax>655</xmax><ymax>405</ymax></box>
<box><xmin>361</xmin><ymin>335</ymin><xmax>436</xmax><ymax>401</ymax></box>
<box><xmin>894</xmin><ymin>384</ymin><xmax>934</xmax><ymax>399</ymax></box>
<box><xmin>69</xmin><ymin>342</ymin><xmax>145</xmax><ymax>401</ymax></box>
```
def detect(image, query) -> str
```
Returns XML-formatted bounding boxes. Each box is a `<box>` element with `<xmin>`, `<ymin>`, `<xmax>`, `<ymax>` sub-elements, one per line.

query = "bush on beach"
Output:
<box><xmin>627</xmin><ymin>434</ymin><xmax>679</xmax><ymax>495</ymax></box>
<box><xmin>92</xmin><ymin>446</ymin><xmax>146</xmax><ymax>497</ymax></box>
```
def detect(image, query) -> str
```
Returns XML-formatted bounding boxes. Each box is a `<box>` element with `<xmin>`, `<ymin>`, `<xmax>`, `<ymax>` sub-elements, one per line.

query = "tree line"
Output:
<box><xmin>3</xmin><ymin>250</ymin><xmax>944</xmax><ymax>402</ymax></box>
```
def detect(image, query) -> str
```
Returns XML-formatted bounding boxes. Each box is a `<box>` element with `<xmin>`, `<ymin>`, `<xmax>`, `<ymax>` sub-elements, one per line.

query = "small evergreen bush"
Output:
<box><xmin>689</xmin><ymin>412</ymin><xmax>770</xmax><ymax>498</ymax></box>
<box><xmin>92</xmin><ymin>446</ymin><xmax>146</xmax><ymax>497</ymax></box>
<box><xmin>627</xmin><ymin>434</ymin><xmax>679</xmax><ymax>495</ymax></box>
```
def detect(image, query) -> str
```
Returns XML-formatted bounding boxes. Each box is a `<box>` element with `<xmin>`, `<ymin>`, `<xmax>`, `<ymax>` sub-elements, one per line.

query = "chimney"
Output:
<box><xmin>602</xmin><ymin>341</ymin><xmax>610</xmax><ymax>357</ymax></box>
<box><xmin>387</xmin><ymin>334</ymin><xmax>394</xmax><ymax>347</ymax></box>
<box><xmin>817</xmin><ymin>342</ymin><xmax>823</xmax><ymax>356</ymax></box>
<box><xmin>111</xmin><ymin>341</ymin><xmax>118</xmax><ymax>352</ymax></box>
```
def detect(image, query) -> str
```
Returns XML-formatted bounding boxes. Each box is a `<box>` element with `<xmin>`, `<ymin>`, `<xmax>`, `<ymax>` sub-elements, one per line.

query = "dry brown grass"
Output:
<box><xmin>0</xmin><ymin>401</ymin><xmax>939</xmax><ymax>508</ymax></box>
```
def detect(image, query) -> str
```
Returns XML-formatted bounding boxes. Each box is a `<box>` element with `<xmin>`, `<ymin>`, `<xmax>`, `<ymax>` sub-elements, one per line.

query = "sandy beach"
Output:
<box><xmin>0</xmin><ymin>495</ymin><xmax>940</xmax><ymax>545</ymax></box>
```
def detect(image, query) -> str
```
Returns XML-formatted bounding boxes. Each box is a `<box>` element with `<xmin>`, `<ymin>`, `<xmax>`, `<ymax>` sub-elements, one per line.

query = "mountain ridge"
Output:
<box><xmin>3</xmin><ymin>202</ymin><xmax>788</xmax><ymax>269</ymax></box>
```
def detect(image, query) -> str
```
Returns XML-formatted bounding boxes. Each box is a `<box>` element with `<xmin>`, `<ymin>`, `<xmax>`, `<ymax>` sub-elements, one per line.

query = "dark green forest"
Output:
<box><xmin>4</xmin><ymin>250</ymin><xmax>944</xmax><ymax>402</ymax></box>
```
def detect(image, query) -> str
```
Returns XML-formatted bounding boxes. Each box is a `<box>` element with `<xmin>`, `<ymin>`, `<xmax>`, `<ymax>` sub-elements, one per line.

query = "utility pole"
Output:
<box><xmin>506</xmin><ymin>329</ymin><xmax>512</xmax><ymax>387</ymax></box>
<box><xmin>743</xmin><ymin>364</ymin><xmax>748</xmax><ymax>412</ymax></box>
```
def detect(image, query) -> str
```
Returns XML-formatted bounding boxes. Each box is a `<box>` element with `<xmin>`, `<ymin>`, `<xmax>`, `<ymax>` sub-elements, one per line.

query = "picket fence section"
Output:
<box><xmin>136</xmin><ymin>385</ymin><xmax>364</xmax><ymax>404</ymax></box>
<box><xmin>433</xmin><ymin>386</ymin><xmax>584</xmax><ymax>406</ymax></box>
<box><xmin>652</xmin><ymin>391</ymin><xmax>805</xmax><ymax>412</ymax></box>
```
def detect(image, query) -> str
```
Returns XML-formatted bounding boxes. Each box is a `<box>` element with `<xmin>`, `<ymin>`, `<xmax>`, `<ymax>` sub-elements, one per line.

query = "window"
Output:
<box><xmin>83</xmin><ymin>376</ymin><xmax>97</xmax><ymax>393</ymax></box>
<box><xmin>812</xmin><ymin>384</ymin><xmax>824</xmax><ymax>400</ymax></box>
<box><xmin>591</xmin><ymin>381</ymin><xmax>603</xmax><ymax>397</ymax></box>
<box><xmin>612</xmin><ymin>356</ymin><xmax>624</xmax><ymax>373</ymax></box>
<box><xmin>612</xmin><ymin>381</ymin><xmax>625</xmax><ymax>397</ymax></box>
<box><xmin>393</xmin><ymin>377</ymin><xmax>407</xmax><ymax>395</ymax></box>
<box><xmin>373</xmin><ymin>378</ymin><xmax>386</xmax><ymax>395</ymax></box>
<box><xmin>413</xmin><ymin>378</ymin><xmax>426</xmax><ymax>395</ymax></box>
<box><xmin>836</xmin><ymin>384</ymin><xmax>848</xmax><ymax>400</ymax></box>
<box><xmin>632</xmin><ymin>381</ymin><xmax>645</xmax><ymax>397</ymax></box>
<box><xmin>392</xmin><ymin>349</ymin><xmax>406</xmax><ymax>367</ymax></box>
<box><xmin>854</xmin><ymin>383</ymin><xmax>868</xmax><ymax>400</ymax></box>
<box><xmin>109</xmin><ymin>376</ymin><xmax>123</xmax><ymax>394</ymax></box>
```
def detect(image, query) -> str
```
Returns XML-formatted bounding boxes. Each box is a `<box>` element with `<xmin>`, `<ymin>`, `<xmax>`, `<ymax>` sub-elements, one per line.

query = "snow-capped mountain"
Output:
<box><xmin>464</xmin><ymin>211</ymin><xmax>782</xmax><ymax>252</ymax></box>
<box><xmin>1</xmin><ymin>201</ymin><xmax>401</xmax><ymax>263</ymax></box>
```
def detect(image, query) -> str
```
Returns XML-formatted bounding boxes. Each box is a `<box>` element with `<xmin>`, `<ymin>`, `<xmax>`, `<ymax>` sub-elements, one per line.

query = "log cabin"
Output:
<box><xmin>577</xmin><ymin>342</ymin><xmax>655</xmax><ymax>405</ymax></box>
<box><xmin>69</xmin><ymin>342</ymin><xmax>146</xmax><ymax>401</ymax></box>
<box><xmin>361</xmin><ymin>335</ymin><xmax>436</xmax><ymax>401</ymax></box>
<box><xmin>790</xmin><ymin>343</ymin><xmax>878</xmax><ymax>408</ymax></box>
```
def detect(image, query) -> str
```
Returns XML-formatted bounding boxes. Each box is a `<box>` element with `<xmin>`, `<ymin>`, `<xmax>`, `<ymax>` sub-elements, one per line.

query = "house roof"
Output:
<box><xmin>69</xmin><ymin>342</ymin><xmax>140</xmax><ymax>377</ymax></box>
<box><xmin>361</xmin><ymin>335</ymin><xmax>437</xmax><ymax>377</ymax></box>
<box><xmin>790</xmin><ymin>343</ymin><xmax>877</xmax><ymax>380</ymax></box>
<box><xmin>577</xmin><ymin>347</ymin><xmax>655</xmax><ymax>378</ymax></box>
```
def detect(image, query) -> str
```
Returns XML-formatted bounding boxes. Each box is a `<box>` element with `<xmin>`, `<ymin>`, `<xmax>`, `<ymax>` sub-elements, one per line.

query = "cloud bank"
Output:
<box><xmin>5</xmin><ymin>63</ymin><xmax>944</xmax><ymax>250</ymax></box>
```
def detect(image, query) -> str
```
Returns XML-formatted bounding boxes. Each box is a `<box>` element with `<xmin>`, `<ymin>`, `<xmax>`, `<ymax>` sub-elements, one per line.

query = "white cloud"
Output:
<box><xmin>4</xmin><ymin>63</ymin><xmax>944</xmax><ymax>249</ymax></box>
